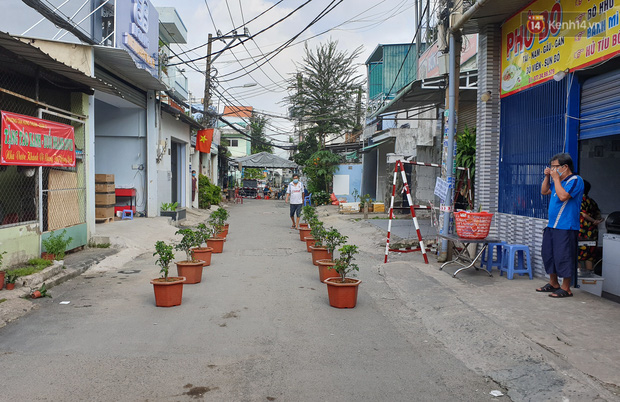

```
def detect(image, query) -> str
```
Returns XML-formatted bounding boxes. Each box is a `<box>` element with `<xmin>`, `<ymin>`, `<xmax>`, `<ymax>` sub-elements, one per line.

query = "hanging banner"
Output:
<box><xmin>501</xmin><ymin>0</ymin><xmax>620</xmax><ymax>97</ymax></box>
<box><xmin>1</xmin><ymin>111</ymin><xmax>75</xmax><ymax>167</ymax></box>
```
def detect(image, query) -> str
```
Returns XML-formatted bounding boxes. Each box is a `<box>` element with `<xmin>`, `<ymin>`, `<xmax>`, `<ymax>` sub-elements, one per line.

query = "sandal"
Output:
<box><xmin>536</xmin><ymin>283</ymin><xmax>560</xmax><ymax>292</ymax></box>
<box><xmin>549</xmin><ymin>288</ymin><xmax>573</xmax><ymax>298</ymax></box>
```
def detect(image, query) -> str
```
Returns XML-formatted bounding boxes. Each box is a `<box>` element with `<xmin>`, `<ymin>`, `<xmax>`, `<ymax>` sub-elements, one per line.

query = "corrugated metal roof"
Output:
<box><xmin>0</xmin><ymin>31</ymin><xmax>120</xmax><ymax>97</ymax></box>
<box><xmin>461</xmin><ymin>0</ymin><xmax>532</xmax><ymax>34</ymax></box>
<box><xmin>223</xmin><ymin>106</ymin><xmax>253</xmax><ymax>117</ymax></box>
<box><xmin>161</xmin><ymin>102</ymin><xmax>204</xmax><ymax>130</ymax></box>
<box><xmin>93</xmin><ymin>46</ymin><xmax>167</xmax><ymax>91</ymax></box>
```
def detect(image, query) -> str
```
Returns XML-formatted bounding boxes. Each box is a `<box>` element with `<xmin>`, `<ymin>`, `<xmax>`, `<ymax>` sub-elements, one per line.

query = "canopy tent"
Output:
<box><xmin>234</xmin><ymin>152</ymin><xmax>298</xmax><ymax>169</ymax></box>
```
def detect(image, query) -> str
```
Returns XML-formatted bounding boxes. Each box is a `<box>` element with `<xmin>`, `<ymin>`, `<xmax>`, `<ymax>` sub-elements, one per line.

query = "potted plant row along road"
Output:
<box><xmin>150</xmin><ymin>207</ymin><xmax>230</xmax><ymax>307</ymax></box>
<box><xmin>298</xmin><ymin>205</ymin><xmax>362</xmax><ymax>308</ymax></box>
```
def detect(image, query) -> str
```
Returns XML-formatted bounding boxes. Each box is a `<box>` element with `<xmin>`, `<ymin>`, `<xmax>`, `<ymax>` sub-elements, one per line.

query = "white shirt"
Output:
<box><xmin>287</xmin><ymin>181</ymin><xmax>304</xmax><ymax>204</ymax></box>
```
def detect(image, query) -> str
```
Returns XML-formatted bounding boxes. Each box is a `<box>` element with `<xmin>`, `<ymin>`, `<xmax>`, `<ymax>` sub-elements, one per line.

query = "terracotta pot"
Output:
<box><xmin>304</xmin><ymin>236</ymin><xmax>316</xmax><ymax>253</ymax></box>
<box><xmin>324</xmin><ymin>277</ymin><xmax>362</xmax><ymax>308</ymax></box>
<box><xmin>150</xmin><ymin>276</ymin><xmax>186</xmax><ymax>307</ymax></box>
<box><xmin>0</xmin><ymin>271</ymin><xmax>4</xmax><ymax>290</ymax></box>
<box><xmin>207</xmin><ymin>237</ymin><xmax>226</xmax><ymax>253</ymax></box>
<box><xmin>41</xmin><ymin>252</ymin><xmax>55</xmax><ymax>261</ymax></box>
<box><xmin>299</xmin><ymin>223</ymin><xmax>309</xmax><ymax>229</ymax></box>
<box><xmin>176</xmin><ymin>261</ymin><xmax>204</xmax><ymax>284</ymax></box>
<box><xmin>310</xmin><ymin>246</ymin><xmax>332</xmax><ymax>266</ymax></box>
<box><xmin>299</xmin><ymin>227</ymin><xmax>312</xmax><ymax>241</ymax></box>
<box><xmin>316</xmin><ymin>259</ymin><xmax>340</xmax><ymax>282</ymax></box>
<box><xmin>216</xmin><ymin>224</ymin><xmax>229</xmax><ymax>238</ymax></box>
<box><xmin>31</xmin><ymin>290</ymin><xmax>42</xmax><ymax>299</ymax></box>
<box><xmin>6</xmin><ymin>282</ymin><xmax>15</xmax><ymax>290</ymax></box>
<box><xmin>192</xmin><ymin>247</ymin><xmax>213</xmax><ymax>267</ymax></box>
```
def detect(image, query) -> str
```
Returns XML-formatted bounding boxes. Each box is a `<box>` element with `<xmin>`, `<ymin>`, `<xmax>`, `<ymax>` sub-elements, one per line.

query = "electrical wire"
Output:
<box><xmin>167</xmin><ymin>0</ymin><xmax>315</xmax><ymax>66</ymax></box>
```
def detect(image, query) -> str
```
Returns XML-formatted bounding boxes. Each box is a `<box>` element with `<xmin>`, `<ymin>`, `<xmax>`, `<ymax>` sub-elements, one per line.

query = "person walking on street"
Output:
<box><xmin>285</xmin><ymin>174</ymin><xmax>304</xmax><ymax>229</ymax></box>
<box><xmin>537</xmin><ymin>153</ymin><xmax>584</xmax><ymax>298</ymax></box>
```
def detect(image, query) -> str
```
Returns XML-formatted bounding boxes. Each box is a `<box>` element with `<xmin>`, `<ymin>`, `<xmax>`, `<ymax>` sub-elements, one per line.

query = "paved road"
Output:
<box><xmin>0</xmin><ymin>199</ymin><xmax>503</xmax><ymax>401</ymax></box>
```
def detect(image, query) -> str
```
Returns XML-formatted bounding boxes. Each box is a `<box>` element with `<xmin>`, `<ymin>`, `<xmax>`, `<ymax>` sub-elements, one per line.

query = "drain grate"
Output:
<box><xmin>118</xmin><ymin>270</ymin><xmax>141</xmax><ymax>274</ymax></box>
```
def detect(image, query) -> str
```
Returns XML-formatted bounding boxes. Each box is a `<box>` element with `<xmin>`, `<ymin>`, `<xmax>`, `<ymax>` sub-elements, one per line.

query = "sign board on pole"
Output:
<box><xmin>434</xmin><ymin>177</ymin><xmax>450</xmax><ymax>202</ymax></box>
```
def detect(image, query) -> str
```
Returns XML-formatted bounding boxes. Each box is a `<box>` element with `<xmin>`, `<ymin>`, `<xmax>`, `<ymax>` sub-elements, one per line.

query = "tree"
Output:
<box><xmin>249</xmin><ymin>114</ymin><xmax>273</xmax><ymax>154</ymax></box>
<box><xmin>303</xmin><ymin>149</ymin><xmax>341</xmax><ymax>193</ymax></box>
<box><xmin>285</xmin><ymin>40</ymin><xmax>364</xmax><ymax>153</ymax></box>
<box><xmin>292</xmin><ymin>133</ymin><xmax>319</xmax><ymax>166</ymax></box>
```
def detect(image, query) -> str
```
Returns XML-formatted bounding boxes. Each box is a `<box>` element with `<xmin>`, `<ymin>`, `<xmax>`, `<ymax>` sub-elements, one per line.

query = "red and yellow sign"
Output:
<box><xmin>1</xmin><ymin>111</ymin><xmax>75</xmax><ymax>167</ymax></box>
<box><xmin>501</xmin><ymin>0</ymin><xmax>620</xmax><ymax>97</ymax></box>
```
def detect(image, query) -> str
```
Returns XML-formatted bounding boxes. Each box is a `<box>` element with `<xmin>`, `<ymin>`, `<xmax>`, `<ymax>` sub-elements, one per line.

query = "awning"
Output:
<box><xmin>360</xmin><ymin>138</ymin><xmax>394</xmax><ymax>153</ymax></box>
<box><xmin>234</xmin><ymin>152</ymin><xmax>298</xmax><ymax>169</ymax></box>
<box><xmin>460</xmin><ymin>0</ymin><xmax>532</xmax><ymax>35</ymax></box>
<box><xmin>0</xmin><ymin>32</ymin><xmax>120</xmax><ymax>97</ymax></box>
<box><xmin>161</xmin><ymin>102</ymin><xmax>204</xmax><ymax>130</ymax></box>
<box><xmin>370</xmin><ymin>70</ymin><xmax>478</xmax><ymax>119</ymax></box>
<box><xmin>93</xmin><ymin>46</ymin><xmax>167</xmax><ymax>91</ymax></box>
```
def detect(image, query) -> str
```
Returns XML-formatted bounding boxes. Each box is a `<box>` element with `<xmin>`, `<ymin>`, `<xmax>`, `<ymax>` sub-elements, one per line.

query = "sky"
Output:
<box><xmin>148</xmin><ymin>0</ymin><xmax>435</xmax><ymax>152</ymax></box>
<box><xmin>0</xmin><ymin>0</ymin><xmax>438</xmax><ymax>154</ymax></box>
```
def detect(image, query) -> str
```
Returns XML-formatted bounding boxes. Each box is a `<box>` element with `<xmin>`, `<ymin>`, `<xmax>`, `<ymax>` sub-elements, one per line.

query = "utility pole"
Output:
<box><xmin>203</xmin><ymin>34</ymin><xmax>213</xmax><ymax>127</ymax></box>
<box><xmin>439</xmin><ymin>0</ymin><xmax>463</xmax><ymax>259</ymax></box>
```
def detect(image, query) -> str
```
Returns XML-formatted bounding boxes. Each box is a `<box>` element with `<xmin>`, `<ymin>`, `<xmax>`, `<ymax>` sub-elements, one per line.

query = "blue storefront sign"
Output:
<box><xmin>115</xmin><ymin>0</ymin><xmax>159</xmax><ymax>78</ymax></box>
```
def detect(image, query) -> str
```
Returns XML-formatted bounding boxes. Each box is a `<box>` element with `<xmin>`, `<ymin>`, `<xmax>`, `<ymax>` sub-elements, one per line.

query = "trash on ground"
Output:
<box><xmin>59</xmin><ymin>301</ymin><xmax>70</xmax><ymax>305</ymax></box>
<box><xmin>490</xmin><ymin>390</ymin><xmax>504</xmax><ymax>397</ymax></box>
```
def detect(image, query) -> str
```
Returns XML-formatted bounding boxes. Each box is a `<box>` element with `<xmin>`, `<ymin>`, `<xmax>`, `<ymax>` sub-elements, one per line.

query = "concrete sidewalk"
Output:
<box><xmin>0</xmin><ymin>207</ymin><xmax>212</xmax><ymax>328</ymax></box>
<box><xmin>1</xmin><ymin>203</ymin><xmax>619</xmax><ymax>399</ymax></box>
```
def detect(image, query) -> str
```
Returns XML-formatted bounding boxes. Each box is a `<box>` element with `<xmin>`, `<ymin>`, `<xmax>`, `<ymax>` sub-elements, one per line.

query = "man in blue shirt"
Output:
<box><xmin>537</xmin><ymin>153</ymin><xmax>584</xmax><ymax>298</ymax></box>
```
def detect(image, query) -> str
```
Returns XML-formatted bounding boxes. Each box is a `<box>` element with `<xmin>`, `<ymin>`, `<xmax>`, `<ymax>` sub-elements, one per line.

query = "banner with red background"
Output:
<box><xmin>1</xmin><ymin>111</ymin><xmax>75</xmax><ymax>167</ymax></box>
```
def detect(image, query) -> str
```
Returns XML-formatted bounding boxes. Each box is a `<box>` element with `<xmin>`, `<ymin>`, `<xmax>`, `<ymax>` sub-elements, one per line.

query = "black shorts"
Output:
<box><xmin>290</xmin><ymin>203</ymin><xmax>302</xmax><ymax>217</ymax></box>
<box><xmin>541</xmin><ymin>227</ymin><xmax>578</xmax><ymax>278</ymax></box>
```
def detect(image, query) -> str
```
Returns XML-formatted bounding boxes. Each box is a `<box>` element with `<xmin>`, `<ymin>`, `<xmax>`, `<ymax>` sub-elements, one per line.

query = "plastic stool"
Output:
<box><xmin>122</xmin><ymin>209</ymin><xmax>134</xmax><ymax>220</ymax></box>
<box><xmin>480</xmin><ymin>241</ymin><xmax>507</xmax><ymax>273</ymax></box>
<box><xmin>499</xmin><ymin>244</ymin><xmax>533</xmax><ymax>280</ymax></box>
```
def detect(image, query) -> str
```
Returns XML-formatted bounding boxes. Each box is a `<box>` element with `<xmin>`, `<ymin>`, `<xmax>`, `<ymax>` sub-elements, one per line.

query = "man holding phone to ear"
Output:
<box><xmin>537</xmin><ymin>153</ymin><xmax>584</xmax><ymax>298</ymax></box>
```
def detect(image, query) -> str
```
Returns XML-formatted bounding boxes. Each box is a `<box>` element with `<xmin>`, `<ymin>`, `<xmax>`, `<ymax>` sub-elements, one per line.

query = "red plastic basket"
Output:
<box><xmin>453</xmin><ymin>211</ymin><xmax>493</xmax><ymax>239</ymax></box>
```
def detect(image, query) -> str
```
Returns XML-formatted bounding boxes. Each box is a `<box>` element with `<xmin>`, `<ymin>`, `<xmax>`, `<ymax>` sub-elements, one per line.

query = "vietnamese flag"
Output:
<box><xmin>196</xmin><ymin>129</ymin><xmax>213</xmax><ymax>153</ymax></box>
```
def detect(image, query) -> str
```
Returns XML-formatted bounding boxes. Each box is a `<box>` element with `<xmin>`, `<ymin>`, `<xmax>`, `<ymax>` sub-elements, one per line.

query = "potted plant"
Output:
<box><xmin>160</xmin><ymin>202</ymin><xmax>187</xmax><ymax>221</ymax></box>
<box><xmin>324</xmin><ymin>244</ymin><xmax>361</xmax><ymax>308</ymax></box>
<box><xmin>31</xmin><ymin>282</ymin><xmax>51</xmax><ymax>299</ymax></box>
<box><xmin>5</xmin><ymin>271</ymin><xmax>18</xmax><ymax>290</ymax></box>
<box><xmin>315</xmin><ymin>228</ymin><xmax>348</xmax><ymax>282</ymax></box>
<box><xmin>41</xmin><ymin>229</ymin><xmax>73</xmax><ymax>260</ymax></box>
<box><xmin>300</xmin><ymin>205</ymin><xmax>317</xmax><ymax>229</ymax></box>
<box><xmin>150</xmin><ymin>241</ymin><xmax>186</xmax><ymax>307</ymax></box>
<box><xmin>208</xmin><ymin>207</ymin><xmax>229</xmax><ymax>238</ymax></box>
<box><xmin>174</xmin><ymin>229</ymin><xmax>205</xmax><ymax>284</ymax></box>
<box><xmin>0</xmin><ymin>251</ymin><xmax>6</xmax><ymax>290</ymax></box>
<box><xmin>309</xmin><ymin>221</ymin><xmax>330</xmax><ymax>266</ymax></box>
<box><xmin>359</xmin><ymin>194</ymin><xmax>373</xmax><ymax>218</ymax></box>
<box><xmin>192</xmin><ymin>223</ymin><xmax>214</xmax><ymax>267</ymax></box>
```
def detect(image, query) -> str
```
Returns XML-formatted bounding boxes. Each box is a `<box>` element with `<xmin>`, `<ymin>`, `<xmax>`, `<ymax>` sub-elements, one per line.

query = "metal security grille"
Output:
<box><xmin>499</xmin><ymin>79</ymin><xmax>567</xmax><ymax>218</ymax></box>
<box><xmin>0</xmin><ymin>48</ymin><xmax>86</xmax><ymax>231</ymax></box>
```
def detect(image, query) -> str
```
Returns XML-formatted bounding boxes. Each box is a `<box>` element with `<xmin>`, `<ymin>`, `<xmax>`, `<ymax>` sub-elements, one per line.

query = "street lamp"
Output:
<box><xmin>228</xmin><ymin>82</ymin><xmax>257</xmax><ymax>90</ymax></box>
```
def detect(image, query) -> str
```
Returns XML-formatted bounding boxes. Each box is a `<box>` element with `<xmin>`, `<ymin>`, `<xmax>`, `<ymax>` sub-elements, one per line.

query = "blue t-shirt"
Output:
<box><xmin>547</xmin><ymin>174</ymin><xmax>584</xmax><ymax>230</ymax></box>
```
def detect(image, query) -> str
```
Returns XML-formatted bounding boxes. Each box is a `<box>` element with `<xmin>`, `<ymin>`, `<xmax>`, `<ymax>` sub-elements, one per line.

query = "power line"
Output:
<box><xmin>167</xmin><ymin>0</ymin><xmax>313</xmax><ymax>66</ymax></box>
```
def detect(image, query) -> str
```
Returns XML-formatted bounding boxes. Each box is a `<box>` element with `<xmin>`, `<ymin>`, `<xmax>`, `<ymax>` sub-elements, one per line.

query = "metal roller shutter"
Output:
<box><xmin>580</xmin><ymin>69</ymin><xmax>620</xmax><ymax>140</ymax></box>
<box><xmin>95</xmin><ymin>66</ymin><xmax>147</xmax><ymax>109</ymax></box>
